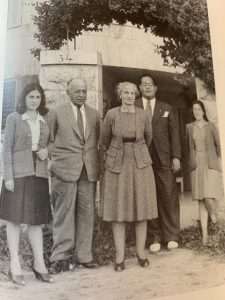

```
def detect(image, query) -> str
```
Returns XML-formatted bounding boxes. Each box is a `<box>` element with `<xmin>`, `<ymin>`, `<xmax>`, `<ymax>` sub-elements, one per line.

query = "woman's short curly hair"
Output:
<box><xmin>116</xmin><ymin>82</ymin><xmax>140</xmax><ymax>101</ymax></box>
<box><xmin>15</xmin><ymin>82</ymin><xmax>48</xmax><ymax>115</ymax></box>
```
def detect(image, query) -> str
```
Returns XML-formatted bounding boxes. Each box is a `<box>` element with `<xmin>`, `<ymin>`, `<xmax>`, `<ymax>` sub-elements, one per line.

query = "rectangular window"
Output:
<box><xmin>7</xmin><ymin>0</ymin><xmax>22</xmax><ymax>29</ymax></box>
<box><xmin>1</xmin><ymin>80</ymin><xmax>16</xmax><ymax>130</ymax></box>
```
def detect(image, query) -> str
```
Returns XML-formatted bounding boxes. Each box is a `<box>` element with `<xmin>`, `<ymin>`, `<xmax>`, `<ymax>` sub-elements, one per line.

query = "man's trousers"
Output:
<box><xmin>50</xmin><ymin>168</ymin><xmax>96</xmax><ymax>263</ymax></box>
<box><xmin>148</xmin><ymin>167</ymin><xmax>180</xmax><ymax>244</ymax></box>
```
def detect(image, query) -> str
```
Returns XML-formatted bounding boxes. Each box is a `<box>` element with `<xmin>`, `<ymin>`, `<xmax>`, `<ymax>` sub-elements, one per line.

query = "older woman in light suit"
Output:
<box><xmin>101</xmin><ymin>82</ymin><xmax>157</xmax><ymax>271</ymax></box>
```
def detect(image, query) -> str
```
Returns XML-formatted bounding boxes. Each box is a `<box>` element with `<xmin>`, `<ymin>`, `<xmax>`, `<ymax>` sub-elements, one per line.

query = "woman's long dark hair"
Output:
<box><xmin>15</xmin><ymin>82</ymin><xmax>48</xmax><ymax>115</ymax></box>
<box><xmin>191</xmin><ymin>100</ymin><xmax>209</xmax><ymax>122</ymax></box>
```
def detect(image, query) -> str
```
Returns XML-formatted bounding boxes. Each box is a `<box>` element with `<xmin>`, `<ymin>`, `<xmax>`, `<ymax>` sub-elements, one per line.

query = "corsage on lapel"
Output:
<box><xmin>162</xmin><ymin>111</ymin><xmax>169</xmax><ymax>118</ymax></box>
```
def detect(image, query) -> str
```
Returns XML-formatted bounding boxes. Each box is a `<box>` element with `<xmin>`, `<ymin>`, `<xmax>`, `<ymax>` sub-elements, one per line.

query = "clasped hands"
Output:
<box><xmin>36</xmin><ymin>147</ymin><xmax>48</xmax><ymax>161</ymax></box>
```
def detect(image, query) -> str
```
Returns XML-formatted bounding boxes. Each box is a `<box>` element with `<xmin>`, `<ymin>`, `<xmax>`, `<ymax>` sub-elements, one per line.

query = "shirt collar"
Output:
<box><xmin>193</xmin><ymin>121</ymin><xmax>209</xmax><ymax>127</ymax></box>
<box><xmin>142</xmin><ymin>96</ymin><xmax>156</xmax><ymax>103</ymax></box>
<box><xmin>22</xmin><ymin>112</ymin><xmax>45</xmax><ymax>123</ymax></box>
<box><xmin>142</xmin><ymin>97</ymin><xmax>156</xmax><ymax>110</ymax></box>
<box><xmin>70</xmin><ymin>102</ymin><xmax>85</xmax><ymax>112</ymax></box>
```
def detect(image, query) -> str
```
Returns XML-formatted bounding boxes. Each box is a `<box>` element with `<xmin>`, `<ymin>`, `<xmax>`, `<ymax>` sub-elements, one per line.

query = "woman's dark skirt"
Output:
<box><xmin>0</xmin><ymin>176</ymin><xmax>52</xmax><ymax>225</ymax></box>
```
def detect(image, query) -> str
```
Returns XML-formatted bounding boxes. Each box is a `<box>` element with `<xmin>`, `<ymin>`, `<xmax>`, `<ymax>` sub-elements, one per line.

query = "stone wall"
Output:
<box><xmin>39</xmin><ymin>50</ymin><xmax>103</xmax><ymax>115</ymax></box>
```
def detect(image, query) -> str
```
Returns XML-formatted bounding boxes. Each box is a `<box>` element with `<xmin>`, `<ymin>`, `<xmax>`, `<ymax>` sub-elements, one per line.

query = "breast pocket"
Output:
<box><xmin>105</xmin><ymin>150</ymin><xmax>117</xmax><ymax>170</ymax></box>
<box><xmin>160</xmin><ymin>115</ymin><xmax>169</xmax><ymax>124</ymax></box>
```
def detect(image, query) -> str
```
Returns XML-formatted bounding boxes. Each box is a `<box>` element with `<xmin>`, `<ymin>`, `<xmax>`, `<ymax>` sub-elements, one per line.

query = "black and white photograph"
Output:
<box><xmin>0</xmin><ymin>1</ymin><xmax>225</xmax><ymax>299</ymax></box>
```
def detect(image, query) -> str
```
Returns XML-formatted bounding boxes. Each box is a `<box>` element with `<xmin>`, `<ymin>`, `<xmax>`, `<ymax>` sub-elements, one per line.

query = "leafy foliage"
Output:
<box><xmin>33</xmin><ymin>0</ymin><xmax>214</xmax><ymax>89</ymax></box>
<box><xmin>33</xmin><ymin>0</ymin><xmax>113</xmax><ymax>50</ymax></box>
<box><xmin>30</xmin><ymin>47</ymin><xmax>42</xmax><ymax>60</ymax></box>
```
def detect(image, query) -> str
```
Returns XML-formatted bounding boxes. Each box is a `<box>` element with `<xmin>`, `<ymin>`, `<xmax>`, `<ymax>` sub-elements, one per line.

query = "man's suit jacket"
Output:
<box><xmin>49</xmin><ymin>101</ymin><xmax>100</xmax><ymax>182</ymax></box>
<box><xmin>135</xmin><ymin>97</ymin><xmax>181</xmax><ymax>168</ymax></box>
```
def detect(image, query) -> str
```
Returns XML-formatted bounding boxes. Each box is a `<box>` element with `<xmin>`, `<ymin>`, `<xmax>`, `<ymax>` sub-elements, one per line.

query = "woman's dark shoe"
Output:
<box><xmin>9</xmin><ymin>270</ymin><xmax>26</xmax><ymax>286</ymax></box>
<box><xmin>137</xmin><ymin>256</ymin><xmax>149</xmax><ymax>268</ymax></box>
<box><xmin>114</xmin><ymin>261</ymin><xmax>125</xmax><ymax>272</ymax></box>
<box><xmin>33</xmin><ymin>268</ymin><xmax>54</xmax><ymax>283</ymax></box>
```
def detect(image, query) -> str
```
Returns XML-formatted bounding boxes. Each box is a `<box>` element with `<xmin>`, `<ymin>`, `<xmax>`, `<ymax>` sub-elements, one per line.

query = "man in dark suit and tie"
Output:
<box><xmin>135</xmin><ymin>74</ymin><xmax>181</xmax><ymax>253</ymax></box>
<box><xmin>49</xmin><ymin>77</ymin><xmax>100</xmax><ymax>272</ymax></box>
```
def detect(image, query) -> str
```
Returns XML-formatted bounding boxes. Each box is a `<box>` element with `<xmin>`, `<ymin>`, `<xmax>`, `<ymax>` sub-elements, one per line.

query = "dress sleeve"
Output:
<box><xmin>102</xmin><ymin>110</ymin><xmax>113</xmax><ymax>150</ymax></box>
<box><xmin>144</xmin><ymin>110</ymin><xmax>152</xmax><ymax>147</ymax></box>
<box><xmin>212</xmin><ymin>124</ymin><xmax>221</xmax><ymax>157</ymax></box>
<box><xmin>3</xmin><ymin>114</ymin><xmax>16</xmax><ymax>181</ymax></box>
<box><xmin>47</xmin><ymin>109</ymin><xmax>58</xmax><ymax>156</ymax></box>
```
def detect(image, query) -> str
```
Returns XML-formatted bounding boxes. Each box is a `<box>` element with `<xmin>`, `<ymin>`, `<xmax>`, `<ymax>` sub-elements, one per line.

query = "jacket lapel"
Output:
<box><xmin>114</xmin><ymin>108</ymin><xmax>124</xmax><ymax>147</ymax></box>
<box><xmin>152</xmin><ymin>100</ymin><xmax>162</xmax><ymax>123</ymax></box>
<box><xmin>136</xmin><ymin>97</ymin><xmax>161</xmax><ymax>122</ymax></box>
<box><xmin>64</xmin><ymin>101</ymin><xmax>83</xmax><ymax>140</ymax></box>
<box><xmin>84</xmin><ymin>105</ymin><xmax>92</xmax><ymax>141</ymax></box>
<box><xmin>135</xmin><ymin>97</ymin><xmax>144</xmax><ymax>109</ymax></box>
<box><xmin>135</xmin><ymin>108</ymin><xmax>140</xmax><ymax>141</ymax></box>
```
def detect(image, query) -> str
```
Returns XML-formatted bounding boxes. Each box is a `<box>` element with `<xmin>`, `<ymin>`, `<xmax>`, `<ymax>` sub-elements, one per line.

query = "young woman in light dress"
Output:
<box><xmin>186</xmin><ymin>100</ymin><xmax>222</xmax><ymax>245</ymax></box>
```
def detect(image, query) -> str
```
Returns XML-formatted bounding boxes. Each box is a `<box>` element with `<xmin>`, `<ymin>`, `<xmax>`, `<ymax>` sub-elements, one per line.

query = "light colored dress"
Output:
<box><xmin>191</xmin><ymin>123</ymin><xmax>221</xmax><ymax>201</ymax></box>
<box><xmin>102</xmin><ymin>111</ymin><xmax>158</xmax><ymax>222</ymax></box>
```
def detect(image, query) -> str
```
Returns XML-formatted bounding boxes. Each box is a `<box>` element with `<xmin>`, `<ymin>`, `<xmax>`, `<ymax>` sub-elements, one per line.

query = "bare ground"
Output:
<box><xmin>0</xmin><ymin>248</ymin><xmax>225</xmax><ymax>300</ymax></box>
<box><xmin>1</xmin><ymin>193</ymin><xmax>225</xmax><ymax>300</ymax></box>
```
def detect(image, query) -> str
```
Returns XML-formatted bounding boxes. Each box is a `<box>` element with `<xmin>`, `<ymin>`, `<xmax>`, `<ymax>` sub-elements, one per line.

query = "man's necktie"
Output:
<box><xmin>146</xmin><ymin>100</ymin><xmax>152</xmax><ymax>117</ymax></box>
<box><xmin>77</xmin><ymin>106</ymin><xmax>85</xmax><ymax>141</ymax></box>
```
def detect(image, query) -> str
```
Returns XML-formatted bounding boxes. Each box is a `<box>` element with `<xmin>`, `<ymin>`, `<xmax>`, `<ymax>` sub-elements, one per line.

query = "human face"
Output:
<box><xmin>139</xmin><ymin>76</ymin><xmax>157</xmax><ymax>100</ymax></box>
<box><xmin>68</xmin><ymin>79</ymin><xmax>87</xmax><ymax>107</ymax></box>
<box><xmin>193</xmin><ymin>103</ymin><xmax>204</xmax><ymax>121</ymax></box>
<box><xmin>25</xmin><ymin>89</ymin><xmax>41</xmax><ymax>112</ymax></box>
<box><xmin>120</xmin><ymin>84</ymin><xmax>136</xmax><ymax>106</ymax></box>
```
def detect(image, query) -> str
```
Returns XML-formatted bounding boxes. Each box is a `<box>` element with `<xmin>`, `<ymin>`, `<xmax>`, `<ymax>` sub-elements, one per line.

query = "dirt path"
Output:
<box><xmin>1</xmin><ymin>249</ymin><xmax>225</xmax><ymax>300</ymax></box>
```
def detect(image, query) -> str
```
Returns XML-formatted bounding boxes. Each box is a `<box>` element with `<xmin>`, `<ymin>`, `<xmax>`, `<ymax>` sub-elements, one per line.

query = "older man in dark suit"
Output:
<box><xmin>49</xmin><ymin>77</ymin><xmax>100</xmax><ymax>272</ymax></box>
<box><xmin>135</xmin><ymin>74</ymin><xmax>181</xmax><ymax>253</ymax></box>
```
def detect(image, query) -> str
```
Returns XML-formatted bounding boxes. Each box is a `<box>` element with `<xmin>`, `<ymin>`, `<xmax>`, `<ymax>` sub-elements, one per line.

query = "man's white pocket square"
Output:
<box><xmin>162</xmin><ymin>111</ymin><xmax>169</xmax><ymax>117</ymax></box>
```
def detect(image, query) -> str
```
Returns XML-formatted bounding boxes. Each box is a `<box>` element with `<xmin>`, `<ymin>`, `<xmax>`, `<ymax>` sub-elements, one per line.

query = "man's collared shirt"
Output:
<box><xmin>70</xmin><ymin>102</ymin><xmax>87</xmax><ymax>135</ymax></box>
<box><xmin>142</xmin><ymin>97</ymin><xmax>156</xmax><ymax>115</ymax></box>
<box><xmin>22</xmin><ymin>112</ymin><xmax>45</xmax><ymax>151</ymax></box>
